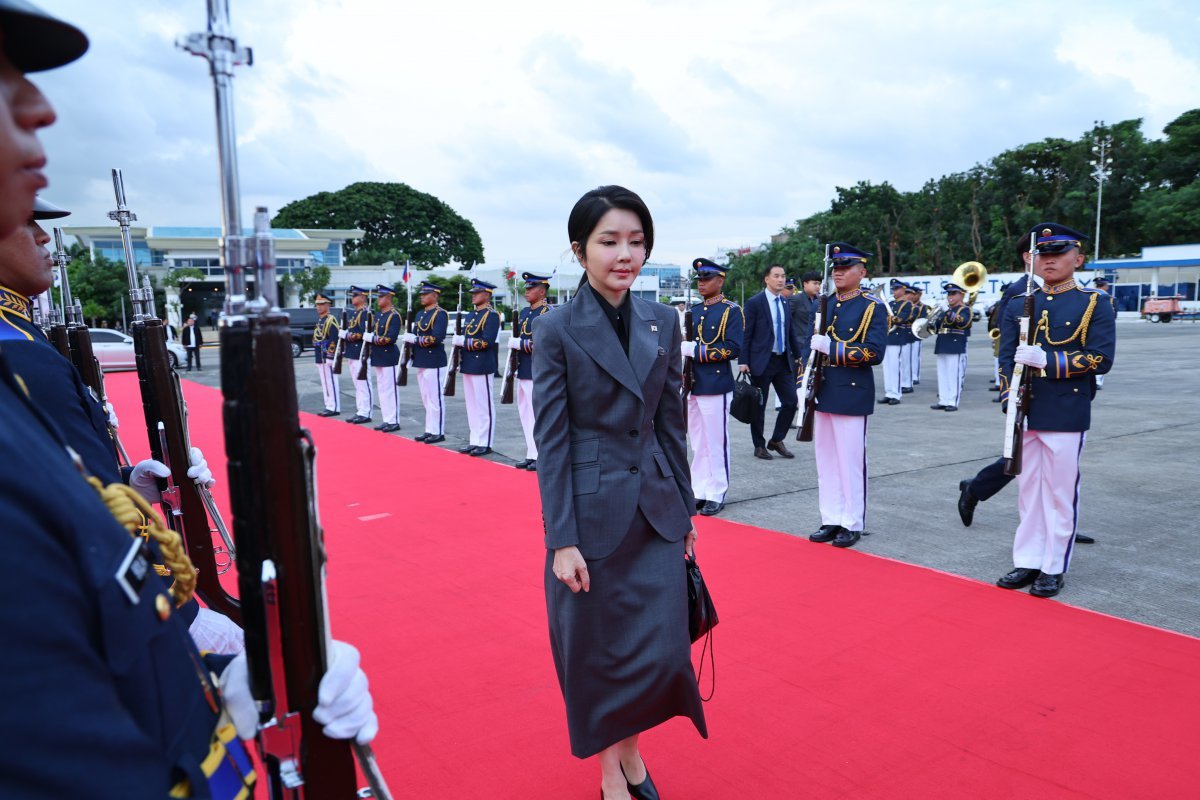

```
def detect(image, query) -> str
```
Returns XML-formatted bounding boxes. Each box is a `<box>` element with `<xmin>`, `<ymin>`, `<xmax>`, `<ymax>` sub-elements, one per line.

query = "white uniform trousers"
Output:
<box><xmin>417</xmin><ymin>367</ymin><xmax>445</xmax><ymax>435</ymax></box>
<box><xmin>992</xmin><ymin>357</ymin><xmax>1000</xmax><ymax>385</ymax></box>
<box><xmin>687</xmin><ymin>392</ymin><xmax>732</xmax><ymax>503</ymax></box>
<box><xmin>463</xmin><ymin>373</ymin><xmax>496</xmax><ymax>448</ymax></box>
<box><xmin>517</xmin><ymin>378</ymin><xmax>537</xmax><ymax>459</ymax></box>
<box><xmin>813</xmin><ymin>411</ymin><xmax>868</xmax><ymax>531</ymax></box>
<box><xmin>900</xmin><ymin>342</ymin><xmax>914</xmax><ymax>389</ymax></box>
<box><xmin>882</xmin><ymin>345</ymin><xmax>904</xmax><ymax>400</ymax></box>
<box><xmin>936</xmin><ymin>353</ymin><xmax>967</xmax><ymax>408</ymax></box>
<box><xmin>373</xmin><ymin>364</ymin><xmax>399</xmax><ymax>425</ymax></box>
<box><xmin>1012</xmin><ymin>430</ymin><xmax>1086</xmax><ymax>575</ymax></box>
<box><xmin>316</xmin><ymin>361</ymin><xmax>340</xmax><ymax>413</ymax></box>
<box><xmin>347</xmin><ymin>358</ymin><xmax>373</xmax><ymax>419</ymax></box>
<box><xmin>910</xmin><ymin>339</ymin><xmax>922</xmax><ymax>383</ymax></box>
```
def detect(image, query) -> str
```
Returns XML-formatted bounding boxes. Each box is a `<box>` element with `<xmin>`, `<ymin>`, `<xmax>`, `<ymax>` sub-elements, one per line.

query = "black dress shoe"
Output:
<box><xmin>767</xmin><ymin>440</ymin><xmax>794</xmax><ymax>458</ymax></box>
<box><xmin>943</xmin><ymin>405</ymin><xmax>958</xmax><ymax>412</ymax></box>
<box><xmin>878</xmin><ymin>397</ymin><xmax>893</xmax><ymax>404</ymax></box>
<box><xmin>1029</xmin><ymin>572</ymin><xmax>1064</xmax><ymax>598</ymax></box>
<box><xmin>832</xmin><ymin>528</ymin><xmax>861</xmax><ymax>548</ymax></box>
<box><xmin>381</xmin><ymin>423</ymin><xmax>401</xmax><ymax>432</ymax></box>
<box><xmin>958</xmin><ymin>479</ymin><xmax>978</xmax><ymax>527</ymax></box>
<box><xmin>901</xmin><ymin>387</ymin><xmax>914</xmax><ymax>394</ymax></box>
<box><xmin>414</xmin><ymin>433</ymin><xmax>431</xmax><ymax>442</ymax></box>
<box><xmin>469</xmin><ymin>446</ymin><xmax>493</xmax><ymax>456</ymax></box>
<box><xmin>514</xmin><ymin>459</ymin><xmax>532</xmax><ymax>470</ymax></box>
<box><xmin>930</xmin><ymin>403</ymin><xmax>945</xmax><ymax>410</ymax></box>
<box><xmin>347</xmin><ymin>415</ymin><xmax>371</xmax><ymax>424</ymax></box>
<box><xmin>887</xmin><ymin>398</ymin><xmax>901</xmax><ymax>405</ymax></box>
<box><xmin>317</xmin><ymin>409</ymin><xmax>339</xmax><ymax>417</ymax></box>
<box><xmin>373</xmin><ymin>422</ymin><xmax>388</xmax><ymax>431</ymax></box>
<box><xmin>621</xmin><ymin>763</ymin><xmax>660</xmax><ymax>800</ymax></box>
<box><xmin>459</xmin><ymin>444</ymin><xmax>475</xmax><ymax>454</ymax></box>
<box><xmin>992</xmin><ymin>396</ymin><xmax>1002</xmax><ymax>403</ymax></box>
<box><xmin>526</xmin><ymin>460</ymin><xmax>536</xmax><ymax>472</ymax></box>
<box><xmin>809</xmin><ymin>524</ymin><xmax>842</xmax><ymax>543</ymax></box>
<box><xmin>423</xmin><ymin>434</ymin><xmax>446</xmax><ymax>444</ymax></box>
<box><xmin>1075</xmin><ymin>532</ymin><xmax>1095</xmax><ymax>544</ymax></box>
<box><xmin>699</xmin><ymin>500</ymin><xmax>724</xmax><ymax>516</ymax></box>
<box><xmin>997</xmin><ymin>567</ymin><xmax>1040</xmax><ymax>590</ymax></box>
<box><xmin>754</xmin><ymin>446</ymin><xmax>773</xmax><ymax>460</ymax></box>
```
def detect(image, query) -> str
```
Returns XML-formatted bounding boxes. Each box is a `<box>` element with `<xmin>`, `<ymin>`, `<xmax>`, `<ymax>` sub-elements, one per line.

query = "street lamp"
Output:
<box><xmin>1090</xmin><ymin>121</ymin><xmax>1114</xmax><ymax>263</ymax></box>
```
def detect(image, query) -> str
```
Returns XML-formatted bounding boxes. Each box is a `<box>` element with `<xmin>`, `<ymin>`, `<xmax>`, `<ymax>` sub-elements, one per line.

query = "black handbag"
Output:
<box><xmin>686</xmin><ymin>553</ymin><xmax>717</xmax><ymax>700</ymax></box>
<box><xmin>729</xmin><ymin>373</ymin><xmax>761</xmax><ymax>424</ymax></box>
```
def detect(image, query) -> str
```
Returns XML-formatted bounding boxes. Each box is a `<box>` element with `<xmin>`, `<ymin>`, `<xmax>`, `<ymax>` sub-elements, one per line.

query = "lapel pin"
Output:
<box><xmin>650</xmin><ymin>324</ymin><xmax>658</xmax><ymax>332</ymax></box>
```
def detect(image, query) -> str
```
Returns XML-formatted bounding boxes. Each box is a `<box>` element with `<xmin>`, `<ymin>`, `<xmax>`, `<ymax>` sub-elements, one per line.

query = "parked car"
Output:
<box><xmin>89</xmin><ymin>328</ymin><xmax>187</xmax><ymax>372</ymax></box>
<box><xmin>282</xmin><ymin>307</ymin><xmax>320</xmax><ymax>358</ymax></box>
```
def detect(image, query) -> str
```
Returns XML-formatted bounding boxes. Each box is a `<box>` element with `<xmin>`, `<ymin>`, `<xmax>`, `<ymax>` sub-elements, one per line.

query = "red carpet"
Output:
<box><xmin>106</xmin><ymin>372</ymin><xmax>1200</xmax><ymax>799</ymax></box>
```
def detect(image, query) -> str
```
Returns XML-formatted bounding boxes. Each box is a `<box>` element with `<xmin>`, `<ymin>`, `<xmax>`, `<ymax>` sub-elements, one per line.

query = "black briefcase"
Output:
<box><xmin>729</xmin><ymin>373</ymin><xmax>761</xmax><ymax>424</ymax></box>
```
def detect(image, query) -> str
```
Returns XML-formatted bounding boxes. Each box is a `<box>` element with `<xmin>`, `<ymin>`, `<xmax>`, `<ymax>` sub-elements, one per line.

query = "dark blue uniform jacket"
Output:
<box><xmin>460</xmin><ymin>306</ymin><xmax>500</xmax><ymax>376</ymax></box>
<box><xmin>412</xmin><ymin>305</ymin><xmax>448</xmax><ymax>369</ymax></box>
<box><xmin>814</xmin><ymin>289</ymin><xmax>888</xmax><ymax>416</ymax></box>
<box><xmin>688</xmin><ymin>297</ymin><xmax>744</xmax><ymax>395</ymax></box>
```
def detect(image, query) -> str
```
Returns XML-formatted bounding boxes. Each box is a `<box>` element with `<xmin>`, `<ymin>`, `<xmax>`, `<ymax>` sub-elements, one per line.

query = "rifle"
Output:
<box><xmin>500</xmin><ymin>307</ymin><xmax>519</xmax><ymax>404</ymax></box>
<box><xmin>180</xmin><ymin>3</ymin><xmax>390</xmax><ymax>796</ymax></box>
<box><xmin>109</xmin><ymin>168</ymin><xmax>240</xmax><ymax>615</ymax></box>
<box><xmin>330</xmin><ymin>301</ymin><xmax>349</xmax><ymax>375</ymax></box>
<box><xmin>356</xmin><ymin>291</ymin><xmax>374</xmax><ymax>382</ymax></box>
<box><xmin>1003</xmin><ymin>233</ymin><xmax>1038</xmax><ymax>476</ymax></box>
<box><xmin>796</xmin><ymin>245</ymin><xmax>832</xmax><ymax>443</ymax></box>
<box><xmin>397</xmin><ymin>287</ymin><xmax>415</xmax><ymax>386</ymax></box>
<box><xmin>443</xmin><ymin>285</ymin><xmax>463</xmax><ymax>396</ymax></box>
<box><xmin>682</xmin><ymin>277</ymin><xmax>694</xmax><ymax>424</ymax></box>
<box><xmin>46</xmin><ymin>245</ymin><xmax>71</xmax><ymax>358</ymax></box>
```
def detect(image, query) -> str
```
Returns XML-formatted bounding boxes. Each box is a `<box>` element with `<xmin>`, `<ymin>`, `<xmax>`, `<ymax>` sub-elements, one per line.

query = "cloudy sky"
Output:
<box><xmin>34</xmin><ymin>0</ymin><xmax>1200</xmax><ymax>269</ymax></box>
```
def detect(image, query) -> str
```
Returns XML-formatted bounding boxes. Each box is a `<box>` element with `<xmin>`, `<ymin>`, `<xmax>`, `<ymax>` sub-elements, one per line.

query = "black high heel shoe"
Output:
<box><xmin>620</xmin><ymin>761</ymin><xmax>660</xmax><ymax>800</ymax></box>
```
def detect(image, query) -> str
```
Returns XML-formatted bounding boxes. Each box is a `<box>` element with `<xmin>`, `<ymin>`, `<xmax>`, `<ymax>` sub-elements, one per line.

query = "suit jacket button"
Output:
<box><xmin>850</xmin><ymin>382</ymin><xmax>856</xmax><ymax>387</ymax></box>
<box><xmin>629</xmin><ymin>466</ymin><xmax>639</xmax><ymax>474</ymax></box>
<box><xmin>629</xmin><ymin>429</ymin><xmax>638</xmax><ymax>437</ymax></box>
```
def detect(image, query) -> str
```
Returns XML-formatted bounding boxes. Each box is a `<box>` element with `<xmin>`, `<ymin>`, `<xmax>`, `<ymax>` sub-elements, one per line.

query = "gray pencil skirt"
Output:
<box><xmin>545</xmin><ymin>508</ymin><xmax>708</xmax><ymax>758</ymax></box>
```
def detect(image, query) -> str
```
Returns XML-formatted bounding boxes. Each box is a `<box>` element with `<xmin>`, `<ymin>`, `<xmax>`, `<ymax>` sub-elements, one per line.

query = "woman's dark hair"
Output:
<box><xmin>568</xmin><ymin>185</ymin><xmax>655</xmax><ymax>264</ymax></box>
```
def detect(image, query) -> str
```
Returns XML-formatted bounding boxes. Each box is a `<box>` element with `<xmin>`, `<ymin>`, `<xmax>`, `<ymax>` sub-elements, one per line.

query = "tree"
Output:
<box><xmin>67</xmin><ymin>253</ymin><xmax>132</xmax><ymax>326</ymax></box>
<box><xmin>280</xmin><ymin>265</ymin><xmax>332</xmax><ymax>305</ymax></box>
<box><xmin>272</xmin><ymin>182</ymin><xmax>485</xmax><ymax>269</ymax></box>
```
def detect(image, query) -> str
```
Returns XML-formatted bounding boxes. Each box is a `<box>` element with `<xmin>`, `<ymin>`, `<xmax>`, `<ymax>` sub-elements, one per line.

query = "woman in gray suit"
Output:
<box><xmin>533</xmin><ymin>186</ymin><xmax>707</xmax><ymax>800</ymax></box>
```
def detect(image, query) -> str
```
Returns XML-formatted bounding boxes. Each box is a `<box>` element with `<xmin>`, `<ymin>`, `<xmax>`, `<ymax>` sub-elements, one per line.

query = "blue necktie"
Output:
<box><xmin>774</xmin><ymin>296</ymin><xmax>785</xmax><ymax>353</ymax></box>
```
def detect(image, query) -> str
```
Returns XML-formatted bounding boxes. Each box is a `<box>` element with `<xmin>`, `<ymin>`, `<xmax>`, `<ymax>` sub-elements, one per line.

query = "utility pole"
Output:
<box><xmin>1090</xmin><ymin>121</ymin><xmax>1114</xmax><ymax>263</ymax></box>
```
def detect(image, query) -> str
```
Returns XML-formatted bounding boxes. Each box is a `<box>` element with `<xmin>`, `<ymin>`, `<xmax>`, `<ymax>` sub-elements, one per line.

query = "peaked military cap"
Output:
<box><xmin>374</xmin><ymin>284</ymin><xmax>396</xmax><ymax>296</ymax></box>
<box><xmin>786</xmin><ymin>276</ymin><xmax>797</xmax><ymax>289</ymax></box>
<box><xmin>1030</xmin><ymin>222</ymin><xmax>1088</xmax><ymax>254</ymax></box>
<box><xmin>889</xmin><ymin>278</ymin><xmax>906</xmax><ymax>290</ymax></box>
<box><xmin>348</xmin><ymin>285</ymin><xmax>368</xmax><ymax>295</ymax></box>
<box><xmin>942</xmin><ymin>282</ymin><xmax>965</xmax><ymax>294</ymax></box>
<box><xmin>692</xmin><ymin>258</ymin><xmax>727</xmax><ymax>277</ymax></box>
<box><xmin>314</xmin><ymin>292</ymin><xmax>332</xmax><ymax>304</ymax></box>
<box><xmin>1092</xmin><ymin>274</ymin><xmax>1111</xmax><ymax>286</ymax></box>
<box><xmin>522</xmin><ymin>272</ymin><xmax>551</xmax><ymax>287</ymax></box>
<box><xmin>469</xmin><ymin>279</ymin><xmax>496</xmax><ymax>293</ymax></box>
<box><xmin>0</xmin><ymin>0</ymin><xmax>89</xmax><ymax>73</ymax></box>
<box><xmin>828</xmin><ymin>242</ymin><xmax>872</xmax><ymax>267</ymax></box>
<box><xmin>32</xmin><ymin>196</ymin><xmax>68</xmax><ymax>219</ymax></box>
<box><xmin>418</xmin><ymin>281</ymin><xmax>442</xmax><ymax>294</ymax></box>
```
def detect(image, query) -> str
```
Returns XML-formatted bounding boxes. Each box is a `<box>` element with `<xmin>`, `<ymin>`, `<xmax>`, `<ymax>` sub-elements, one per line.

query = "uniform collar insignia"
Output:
<box><xmin>1043</xmin><ymin>279</ymin><xmax>1077</xmax><ymax>295</ymax></box>
<box><xmin>703</xmin><ymin>294</ymin><xmax>725</xmax><ymax>306</ymax></box>
<box><xmin>0</xmin><ymin>284</ymin><xmax>32</xmax><ymax>319</ymax></box>
<box><xmin>836</xmin><ymin>288</ymin><xmax>862</xmax><ymax>302</ymax></box>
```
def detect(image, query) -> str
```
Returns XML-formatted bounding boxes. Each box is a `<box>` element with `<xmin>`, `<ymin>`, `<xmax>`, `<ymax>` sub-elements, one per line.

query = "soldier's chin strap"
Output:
<box><xmin>88</xmin><ymin>475</ymin><xmax>198</xmax><ymax>608</ymax></box>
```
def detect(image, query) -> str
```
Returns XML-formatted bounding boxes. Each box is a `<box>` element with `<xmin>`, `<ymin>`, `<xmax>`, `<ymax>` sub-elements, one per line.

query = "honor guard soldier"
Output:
<box><xmin>312</xmin><ymin>292</ymin><xmax>341</xmax><ymax>416</ymax></box>
<box><xmin>1092</xmin><ymin>274</ymin><xmax>1116</xmax><ymax>389</ymax></box>
<box><xmin>340</xmin><ymin>285</ymin><xmax>374</xmax><ymax>424</ymax></box>
<box><xmin>930</xmin><ymin>281</ymin><xmax>972</xmax><ymax>412</ymax></box>
<box><xmin>807</xmin><ymin>243</ymin><xmax>887</xmax><ymax>549</ymax></box>
<box><xmin>367</xmin><ymin>283</ymin><xmax>402</xmax><ymax>432</ymax></box>
<box><xmin>996</xmin><ymin>222</ymin><xmax>1115</xmax><ymax>598</ymax></box>
<box><xmin>682</xmin><ymin>258</ymin><xmax>744</xmax><ymax>516</ymax></box>
<box><xmin>408</xmin><ymin>281</ymin><xmax>448</xmax><ymax>443</ymax></box>
<box><xmin>452</xmin><ymin>278</ymin><xmax>500</xmax><ymax>455</ymax></box>
<box><xmin>909</xmin><ymin>284</ymin><xmax>930</xmax><ymax>385</ymax></box>
<box><xmin>511</xmin><ymin>272</ymin><xmax>552</xmax><ymax>470</ymax></box>
<box><xmin>880</xmin><ymin>278</ymin><xmax>913</xmax><ymax>404</ymax></box>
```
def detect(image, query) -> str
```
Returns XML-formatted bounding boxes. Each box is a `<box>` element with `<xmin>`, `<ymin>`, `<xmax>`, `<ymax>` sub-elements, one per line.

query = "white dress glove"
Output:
<box><xmin>103</xmin><ymin>401</ymin><xmax>119</xmax><ymax>430</ymax></box>
<box><xmin>129</xmin><ymin>459</ymin><xmax>171</xmax><ymax>505</ymax></box>
<box><xmin>363</xmin><ymin>332</ymin><xmax>376</xmax><ymax>344</ymax></box>
<box><xmin>402</xmin><ymin>332</ymin><xmax>418</xmax><ymax>344</ymax></box>
<box><xmin>680</xmin><ymin>341</ymin><xmax>697</xmax><ymax>359</ymax></box>
<box><xmin>187</xmin><ymin>446</ymin><xmax>216</xmax><ymax>488</ymax></box>
<box><xmin>1015</xmin><ymin>343</ymin><xmax>1047</xmax><ymax>369</ymax></box>
<box><xmin>810</xmin><ymin>334</ymin><xmax>831</xmax><ymax>355</ymax></box>
<box><xmin>219</xmin><ymin>651</ymin><xmax>257</xmax><ymax>740</ymax></box>
<box><xmin>337</xmin><ymin>329</ymin><xmax>348</xmax><ymax>340</ymax></box>
<box><xmin>507</xmin><ymin>335</ymin><xmax>523</xmax><ymax>351</ymax></box>
<box><xmin>189</xmin><ymin>607</ymin><xmax>244</xmax><ymax>655</ymax></box>
<box><xmin>452</xmin><ymin>334</ymin><xmax>466</xmax><ymax>348</ymax></box>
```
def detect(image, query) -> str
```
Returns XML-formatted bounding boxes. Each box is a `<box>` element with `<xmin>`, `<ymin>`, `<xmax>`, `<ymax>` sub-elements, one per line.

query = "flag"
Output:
<box><xmin>402</xmin><ymin>259</ymin><xmax>411</xmax><ymax>284</ymax></box>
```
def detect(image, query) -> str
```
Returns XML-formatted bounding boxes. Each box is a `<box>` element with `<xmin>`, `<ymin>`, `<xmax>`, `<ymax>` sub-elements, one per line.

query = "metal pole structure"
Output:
<box><xmin>1090</xmin><ymin>121</ymin><xmax>1113</xmax><ymax>264</ymax></box>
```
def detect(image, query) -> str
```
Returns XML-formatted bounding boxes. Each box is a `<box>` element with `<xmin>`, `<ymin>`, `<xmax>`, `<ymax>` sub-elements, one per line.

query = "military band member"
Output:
<box><xmin>880</xmin><ymin>278</ymin><xmax>912</xmax><ymax>404</ymax></box>
<box><xmin>900</xmin><ymin>284</ymin><xmax>921</xmax><ymax>393</ymax></box>
<box><xmin>511</xmin><ymin>272</ymin><xmax>552</xmax><ymax>470</ymax></box>
<box><xmin>408</xmin><ymin>281</ymin><xmax>448</xmax><ymax>443</ymax></box>
<box><xmin>807</xmin><ymin>243</ymin><xmax>887</xmax><ymax>549</ymax></box>
<box><xmin>682</xmin><ymin>258</ymin><xmax>744</xmax><ymax>516</ymax></box>
<box><xmin>995</xmin><ymin>222</ymin><xmax>1115</xmax><ymax>598</ymax></box>
<box><xmin>312</xmin><ymin>292</ymin><xmax>340</xmax><ymax>417</ymax></box>
<box><xmin>1092</xmin><ymin>274</ymin><xmax>1116</xmax><ymax>389</ymax></box>
<box><xmin>930</xmin><ymin>282</ymin><xmax>972</xmax><ymax>412</ymax></box>
<box><xmin>339</xmin><ymin>285</ymin><xmax>374</xmax><ymax>424</ymax></box>
<box><xmin>366</xmin><ymin>284</ymin><xmax>402</xmax><ymax>432</ymax></box>
<box><xmin>453</xmin><ymin>278</ymin><xmax>500</xmax><ymax>455</ymax></box>
<box><xmin>909</xmin><ymin>285</ymin><xmax>930</xmax><ymax>385</ymax></box>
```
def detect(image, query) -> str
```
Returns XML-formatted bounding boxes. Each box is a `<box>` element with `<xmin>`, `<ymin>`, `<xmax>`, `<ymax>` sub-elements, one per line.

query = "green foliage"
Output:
<box><xmin>271</xmin><ymin>181</ymin><xmax>485</xmax><ymax>269</ymax></box>
<box><xmin>67</xmin><ymin>252</ymin><xmax>133</xmax><ymax>326</ymax></box>
<box><xmin>729</xmin><ymin>109</ymin><xmax>1200</xmax><ymax>278</ymax></box>
<box><xmin>281</xmin><ymin>265</ymin><xmax>332</xmax><ymax>304</ymax></box>
<box><xmin>163</xmin><ymin>267</ymin><xmax>205</xmax><ymax>289</ymax></box>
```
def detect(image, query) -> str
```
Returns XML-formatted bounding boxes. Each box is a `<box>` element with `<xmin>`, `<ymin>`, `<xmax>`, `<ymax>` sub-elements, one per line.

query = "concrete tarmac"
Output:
<box><xmin>184</xmin><ymin>319</ymin><xmax>1200</xmax><ymax>636</ymax></box>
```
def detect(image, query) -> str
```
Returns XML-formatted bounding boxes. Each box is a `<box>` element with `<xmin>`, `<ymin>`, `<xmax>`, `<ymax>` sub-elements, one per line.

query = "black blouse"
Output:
<box><xmin>588</xmin><ymin>284</ymin><xmax>632</xmax><ymax>356</ymax></box>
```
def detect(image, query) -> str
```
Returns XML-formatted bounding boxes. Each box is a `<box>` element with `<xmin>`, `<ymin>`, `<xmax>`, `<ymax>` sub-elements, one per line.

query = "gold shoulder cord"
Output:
<box><xmin>696</xmin><ymin>306</ymin><xmax>731</xmax><ymax>346</ymax></box>
<box><xmin>827</xmin><ymin>300</ymin><xmax>877</xmax><ymax>344</ymax></box>
<box><xmin>1036</xmin><ymin>293</ymin><xmax>1098</xmax><ymax>348</ymax></box>
<box><xmin>87</xmin><ymin>476</ymin><xmax>197</xmax><ymax>608</ymax></box>
<box><xmin>464</xmin><ymin>308</ymin><xmax>491</xmax><ymax>336</ymax></box>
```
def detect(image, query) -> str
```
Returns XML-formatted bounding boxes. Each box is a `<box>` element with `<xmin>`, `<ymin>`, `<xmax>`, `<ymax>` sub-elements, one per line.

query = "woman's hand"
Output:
<box><xmin>553</xmin><ymin>546</ymin><xmax>590</xmax><ymax>594</ymax></box>
<box><xmin>685</xmin><ymin>528</ymin><xmax>697</xmax><ymax>559</ymax></box>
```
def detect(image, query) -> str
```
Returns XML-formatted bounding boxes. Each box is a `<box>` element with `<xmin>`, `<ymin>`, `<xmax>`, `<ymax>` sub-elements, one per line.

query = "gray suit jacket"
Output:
<box><xmin>533</xmin><ymin>287</ymin><xmax>695</xmax><ymax>560</ymax></box>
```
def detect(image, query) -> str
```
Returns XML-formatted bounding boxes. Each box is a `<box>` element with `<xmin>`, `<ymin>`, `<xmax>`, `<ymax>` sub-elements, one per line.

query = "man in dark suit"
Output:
<box><xmin>181</xmin><ymin>313</ymin><xmax>203</xmax><ymax>371</ymax></box>
<box><xmin>739</xmin><ymin>263</ymin><xmax>799</xmax><ymax>459</ymax></box>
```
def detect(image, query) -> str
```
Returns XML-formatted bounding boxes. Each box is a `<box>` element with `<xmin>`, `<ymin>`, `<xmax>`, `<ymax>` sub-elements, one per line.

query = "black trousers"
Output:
<box><xmin>750</xmin><ymin>353</ymin><xmax>797</xmax><ymax>448</ymax></box>
<box><xmin>186</xmin><ymin>347</ymin><xmax>201</xmax><ymax>371</ymax></box>
<box><xmin>969</xmin><ymin>457</ymin><xmax>1014</xmax><ymax>502</ymax></box>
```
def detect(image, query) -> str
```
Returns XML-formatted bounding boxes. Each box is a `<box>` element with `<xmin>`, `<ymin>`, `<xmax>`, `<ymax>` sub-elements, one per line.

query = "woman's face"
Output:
<box><xmin>576</xmin><ymin>208</ymin><xmax>645</xmax><ymax>296</ymax></box>
<box><xmin>0</xmin><ymin>48</ymin><xmax>55</xmax><ymax>239</ymax></box>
